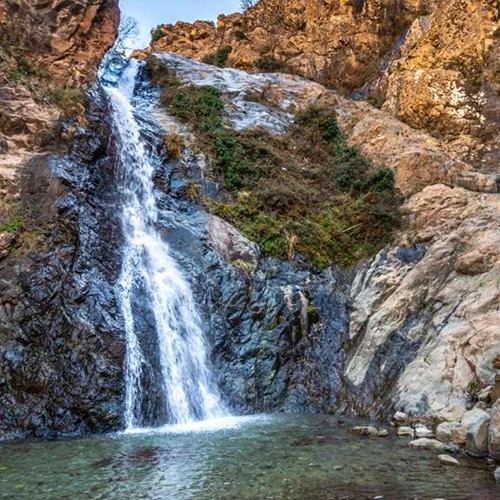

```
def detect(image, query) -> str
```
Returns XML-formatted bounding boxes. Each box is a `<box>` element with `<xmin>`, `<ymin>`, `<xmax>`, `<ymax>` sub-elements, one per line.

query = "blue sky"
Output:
<box><xmin>120</xmin><ymin>0</ymin><xmax>242</xmax><ymax>48</ymax></box>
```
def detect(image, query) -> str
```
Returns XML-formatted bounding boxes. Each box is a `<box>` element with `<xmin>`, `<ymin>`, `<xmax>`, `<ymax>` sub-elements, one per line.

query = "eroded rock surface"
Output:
<box><xmin>135</xmin><ymin>0</ymin><xmax>426</xmax><ymax>95</ymax></box>
<box><xmin>0</xmin><ymin>0</ymin><xmax>119</xmax><ymax>85</ymax></box>
<box><xmin>372</xmin><ymin>0</ymin><xmax>500</xmax><ymax>170</ymax></box>
<box><xmin>0</xmin><ymin>93</ymin><xmax>125</xmax><ymax>439</ymax></box>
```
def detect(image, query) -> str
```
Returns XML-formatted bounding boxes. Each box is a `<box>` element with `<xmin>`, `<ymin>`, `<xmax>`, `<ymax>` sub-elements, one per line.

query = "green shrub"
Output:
<box><xmin>7</xmin><ymin>59</ymin><xmax>48</xmax><ymax>82</ymax></box>
<box><xmin>18</xmin><ymin>58</ymin><xmax>35</xmax><ymax>76</ymax></box>
<box><xmin>213</xmin><ymin>45</ymin><xmax>233</xmax><ymax>68</ymax></box>
<box><xmin>152</xmin><ymin>25</ymin><xmax>163</xmax><ymax>41</ymax></box>
<box><xmin>0</xmin><ymin>214</ymin><xmax>23</xmax><ymax>233</ymax></box>
<box><xmin>7</xmin><ymin>68</ymin><xmax>22</xmax><ymax>81</ymax></box>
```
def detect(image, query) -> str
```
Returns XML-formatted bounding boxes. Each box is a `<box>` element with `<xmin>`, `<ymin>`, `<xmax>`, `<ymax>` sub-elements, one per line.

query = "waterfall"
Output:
<box><xmin>103</xmin><ymin>61</ymin><xmax>227</xmax><ymax>430</ymax></box>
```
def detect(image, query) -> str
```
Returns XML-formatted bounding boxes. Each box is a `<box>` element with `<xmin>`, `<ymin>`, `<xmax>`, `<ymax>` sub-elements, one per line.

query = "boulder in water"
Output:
<box><xmin>397</xmin><ymin>426</ymin><xmax>414</xmax><ymax>438</ymax></box>
<box><xmin>409</xmin><ymin>438</ymin><xmax>446</xmax><ymax>451</ymax></box>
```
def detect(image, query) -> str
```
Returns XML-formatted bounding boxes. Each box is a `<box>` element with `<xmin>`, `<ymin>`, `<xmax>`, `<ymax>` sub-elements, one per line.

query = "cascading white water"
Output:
<box><xmin>104</xmin><ymin>61</ymin><xmax>226</xmax><ymax>430</ymax></box>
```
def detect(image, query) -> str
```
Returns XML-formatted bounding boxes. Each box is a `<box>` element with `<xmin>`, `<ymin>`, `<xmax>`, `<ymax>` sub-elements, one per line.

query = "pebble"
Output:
<box><xmin>415</xmin><ymin>425</ymin><xmax>435</xmax><ymax>439</ymax></box>
<box><xmin>438</xmin><ymin>454</ymin><xmax>460</xmax><ymax>466</ymax></box>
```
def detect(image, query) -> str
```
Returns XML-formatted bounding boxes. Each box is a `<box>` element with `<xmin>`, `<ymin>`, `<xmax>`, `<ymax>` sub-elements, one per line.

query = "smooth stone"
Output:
<box><xmin>377</xmin><ymin>429</ymin><xmax>389</xmax><ymax>437</ymax></box>
<box><xmin>409</xmin><ymin>438</ymin><xmax>446</xmax><ymax>450</ymax></box>
<box><xmin>438</xmin><ymin>408</ymin><xmax>492</xmax><ymax>445</ymax></box>
<box><xmin>494</xmin><ymin>467</ymin><xmax>500</xmax><ymax>484</ymax></box>
<box><xmin>436</xmin><ymin>406</ymin><xmax>466</xmax><ymax>423</ymax></box>
<box><xmin>350</xmin><ymin>426</ymin><xmax>379</xmax><ymax>436</ymax></box>
<box><xmin>450</xmin><ymin>425</ymin><xmax>468</xmax><ymax>445</ymax></box>
<box><xmin>393</xmin><ymin>411</ymin><xmax>408</xmax><ymax>424</ymax></box>
<box><xmin>438</xmin><ymin>454</ymin><xmax>460</xmax><ymax>466</ymax></box>
<box><xmin>397</xmin><ymin>426</ymin><xmax>414</xmax><ymax>437</ymax></box>
<box><xmin>415</xmin><ymin>425</ymin><xmax>435</xmax><ymax>439</ymax></box>
<box><xmin>462</xmin><ymin>408</ymin><xmax>490</xmax><ymax>427</ymax></box>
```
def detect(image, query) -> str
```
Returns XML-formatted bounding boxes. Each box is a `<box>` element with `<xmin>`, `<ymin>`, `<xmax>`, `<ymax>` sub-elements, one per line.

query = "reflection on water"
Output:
<box><xmin>0</xmin><ymin>415</ymin><xmax>498</xmax><ymax>499</ymax></box>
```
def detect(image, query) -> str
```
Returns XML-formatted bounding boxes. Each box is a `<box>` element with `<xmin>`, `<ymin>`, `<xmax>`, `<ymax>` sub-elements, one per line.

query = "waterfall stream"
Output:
<box><xmin>103</xmin><ymin>60</ymin><xmax>227</xmax><ymax>430</ymax></box>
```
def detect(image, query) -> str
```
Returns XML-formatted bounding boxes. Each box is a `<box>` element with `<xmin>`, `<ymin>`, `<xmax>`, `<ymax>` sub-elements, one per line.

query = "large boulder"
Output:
<box><xmin>436</xmin><ymin>421</ymin><xmax>463</xmax><ymax>444</ymax></box>
<box><xmin>488</xmin><ymin>400</ymin><xmax>500</xmax><ymax>460</ymax></box>
<box><xmin>465</xmin><ymin>413</ymin><xmax>491</xmax><ymax>458</ymax></box>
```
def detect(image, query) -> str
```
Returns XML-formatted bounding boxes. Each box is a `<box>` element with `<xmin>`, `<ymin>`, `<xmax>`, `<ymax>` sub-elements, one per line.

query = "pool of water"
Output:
<box><xmin>0</xmin><ymin>414</ymin><xmax>498</xmax><ymax>499</ymax></box>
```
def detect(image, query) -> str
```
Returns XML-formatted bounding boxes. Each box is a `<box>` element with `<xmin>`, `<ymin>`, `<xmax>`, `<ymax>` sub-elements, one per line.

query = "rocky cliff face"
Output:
<box><xmin>137</xmin><ymin>0</ymin><xmax>427</xmax><ymax>95</ymax></box>
<box><xmin>0</xmin><ymin>0</ymin><xmax>119</xmax><ymax>251</ymax></box>
<box><xmin>1</xmin><ymin>0</ymin><xmax>500</xmax><ymax>448</ymax></box>
<box><xmin>372</xmin><ymin>0</ymin><xmax>500</xmax><ymax>171</ymax></box>
<box><xmin>0</xmin><ymin>94</ymin><xmax>125</xmax><ymax>438</ymax></box>
<box><xmin>139</xmin><ymin>0</ymin><xmax>499</xmax><ymax>169</ymax></box>
<box><xmin>0</xmin><ymin>0</ymin><xmax>119</xmax><ymax>85</ymax></box>
<box><xmin>0</xmin><ymin>0</ymin><xmax>122</xmax><ymax>438</ymax></box>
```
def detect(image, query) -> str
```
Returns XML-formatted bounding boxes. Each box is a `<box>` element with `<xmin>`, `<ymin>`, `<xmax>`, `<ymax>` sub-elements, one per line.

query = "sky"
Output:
<box><xmin>120</xmin><ymin>0</ymin><xmax>242</xmax><ymax>48</ymax></box>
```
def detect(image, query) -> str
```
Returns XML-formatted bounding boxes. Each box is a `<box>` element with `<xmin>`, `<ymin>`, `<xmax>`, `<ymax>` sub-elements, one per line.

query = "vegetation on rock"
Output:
<box><xmin>148</xmin><ymin>58</ymin><xmax>402</xmax><ymax>267</ymax></box>
<box><xmin>48</xmin><ymin>87</ymin><xmax>86</xmax><ymax>120</ymax></box>
<box><xmin>152</xmin><ymin>25</ymin><xmax>163</xmax><ymax>41</ymax></box>
<box><xmin>213</xmin><ymin>45</ymin><xmax>233</xmax><ymax>68</ymax></box>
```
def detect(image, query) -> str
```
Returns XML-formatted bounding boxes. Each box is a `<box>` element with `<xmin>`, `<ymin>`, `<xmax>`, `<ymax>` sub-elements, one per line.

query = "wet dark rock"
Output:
<box><xmin>0</xmin><ymin>86</ymin><xmax>125</xmax><ymax>440</ymax></box>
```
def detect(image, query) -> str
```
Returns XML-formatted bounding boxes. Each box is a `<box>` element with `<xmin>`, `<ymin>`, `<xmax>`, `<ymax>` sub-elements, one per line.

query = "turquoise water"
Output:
<box><xmin>0</xmin><ymin>414</ymin><xmax>498</xmax><ymax>499</ymax></box>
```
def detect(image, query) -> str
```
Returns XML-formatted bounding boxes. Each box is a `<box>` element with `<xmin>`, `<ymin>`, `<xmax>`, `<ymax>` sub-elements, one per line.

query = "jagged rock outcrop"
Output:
<box><xmin>348</xmin><ymin>184</ymin><xmax>500</xmax><ymax>415</ymax></box>
<box><xmin>371</xmin><ymin>0</ymin><xmax>500</xmax><ymax>171</ymax></box>
<box><xmin>0</xmin><ymin>92</ymin><xmax>125</xmax><ymax>439</ymax></box>
<box><xmin>0</xmin><ymin>0</ymin><xmax>122</xmax><ymax>439</ymax></box>
<box><xmin>155</xmin><ymin>53</ymin><xmax>497</xmax><ymax>197</ymax></box>
<box><xmin>137</xmin><ymin>0</ymin><xmax>499</xmax><ymax>169</ymax></box>
<box><xmin>134</xmin><ymin>0</ymin><xmax>428</xmax><ymax>94</ymax></box>
<box><xmin>0</xmin><ymin>0</ymin><xmax>119</xmax><ymax>255</ymax></box>
<box><xmin>0</xmin><ymin>0</ymin><xmax>119</xmax><ymax>85</ymax></box>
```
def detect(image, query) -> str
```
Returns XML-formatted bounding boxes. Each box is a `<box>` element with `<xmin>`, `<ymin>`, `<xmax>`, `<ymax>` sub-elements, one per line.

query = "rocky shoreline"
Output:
<box><xmin>351</xmin><ymin>405</ymin><xmax>500</xmax><ymax>483</ymax></box>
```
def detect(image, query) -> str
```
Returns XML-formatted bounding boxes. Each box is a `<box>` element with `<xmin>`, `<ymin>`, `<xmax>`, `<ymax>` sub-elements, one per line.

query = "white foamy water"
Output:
<box><xmin>122</xmin><ymin>415</ymin><xmax>269</xmax><ymax>436</ymax></box>
<box><xmin>104</xmin><ymin>61</ymin><xmax>227</xmax><ymax>431</ymax></box>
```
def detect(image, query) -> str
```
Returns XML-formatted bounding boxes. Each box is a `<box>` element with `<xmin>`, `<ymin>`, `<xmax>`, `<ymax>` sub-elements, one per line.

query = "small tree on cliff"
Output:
<box><xmin>115</xmin><ymin>16</ymin><xmax>139</xmax><ymax>55</ymax></box>
<box><xmin>240</xmin><ymin>0</ymin><xmax>258</xmax><ymax>10</ymax></box>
